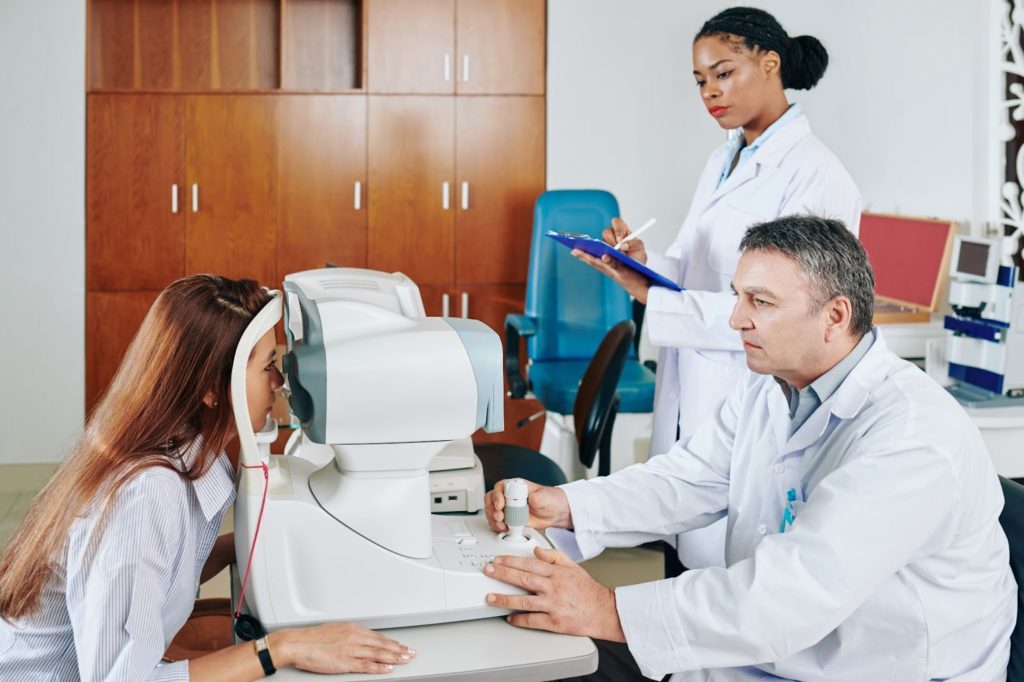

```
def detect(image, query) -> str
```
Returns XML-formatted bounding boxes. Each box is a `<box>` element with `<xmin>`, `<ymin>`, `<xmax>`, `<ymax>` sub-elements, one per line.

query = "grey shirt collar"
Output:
<box><xmin>778</xmin><ymin>333</ymin><xmax>874</xmax><ymax>436</ymax></box>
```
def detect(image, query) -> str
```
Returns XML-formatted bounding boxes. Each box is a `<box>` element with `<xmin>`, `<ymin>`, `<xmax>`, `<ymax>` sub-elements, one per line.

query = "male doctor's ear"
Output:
<box><xmin>821</xmin><ymin>296</ymin><xmax>855</xmax><ymax>342</ymax></box>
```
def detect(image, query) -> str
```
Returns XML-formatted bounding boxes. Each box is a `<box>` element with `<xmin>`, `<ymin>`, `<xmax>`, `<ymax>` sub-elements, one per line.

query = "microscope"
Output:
<box><xmin>944</xmin><ymin>235</ymin><xmax>1024</xmax><ymax>404</ymax></box>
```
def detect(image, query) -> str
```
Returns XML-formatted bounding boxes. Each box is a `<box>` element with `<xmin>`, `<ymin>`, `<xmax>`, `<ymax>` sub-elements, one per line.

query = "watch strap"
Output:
<box><xmin>254</xmin><ymin>636</ymin><xmax>277</xmax><ymax>676</ymax></box>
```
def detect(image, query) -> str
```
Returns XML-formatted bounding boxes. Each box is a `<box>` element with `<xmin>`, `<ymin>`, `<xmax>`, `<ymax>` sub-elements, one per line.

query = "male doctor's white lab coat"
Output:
<box><xmin>643</xmin><ymin>111</ymin><xmax>862</xmax><ymax>569</ymax></box>
<box><xmin>551</xmin><ymin>331</ymin><xmax>1016</xmax><ymax>681</ymax></box>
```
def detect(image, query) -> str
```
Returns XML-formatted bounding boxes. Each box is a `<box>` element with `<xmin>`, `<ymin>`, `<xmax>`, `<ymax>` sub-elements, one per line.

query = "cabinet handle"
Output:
<box><xmin>444</xmin><ymin>53</ymin><xmax>451</xmax><ymax>82</ymax></box>
<box><xmin>461</xmin><ymin>292</ymin><xmax>469</xmax><ymax>319</ymax></box>
<box><xmin>462</xmin><ymin>54</ymin><xmax>470</xmax><ymax>82</ymax></box>
<box><xmin>460</xmin><ymin>181</ymin><xmax>469</xmax><ymax>210</ymax></box>
<box><xmin>354</xmin><ymin>181</ymin><xmax>362</xmax><ymax>210</ymax></box>
<box><xmin>442</xmin><ymin>293</ymin><xmax>450</xmax><ymax>317</ymax></box>
<box><xmin>191</xmin><ymin>183</ymin><xmax>199</xmax><ymax>213</ymax></box>
<box><xmin>442</xmin><ymin>181</ymin><xmax>450</xmax><ymax>210</ymax></box>
<box><xmin>171</xmin><ymin>184</ymin><xmax>178</xmax><ymax>214</ymax></box>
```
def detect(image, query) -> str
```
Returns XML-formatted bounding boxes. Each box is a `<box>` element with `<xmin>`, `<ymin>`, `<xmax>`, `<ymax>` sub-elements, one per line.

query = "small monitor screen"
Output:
<box><xmin>957</xmin><ymin>241</ymin><xmax>991</xmax><ymax>278</ymax></box>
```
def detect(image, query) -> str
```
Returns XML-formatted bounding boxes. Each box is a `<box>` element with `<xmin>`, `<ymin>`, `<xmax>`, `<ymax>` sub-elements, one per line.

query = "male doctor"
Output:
<box><xmin>484</xmin><ymin>215</ymin><xmax>1017</xmax><ymax>681</ymax></box>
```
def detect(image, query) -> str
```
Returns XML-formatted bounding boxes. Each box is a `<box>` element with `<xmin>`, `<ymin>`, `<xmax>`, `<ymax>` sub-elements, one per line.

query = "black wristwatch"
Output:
<box><xmin>254</xmin><ymin>636</ymin><xmax>276</xmax><ymax>676</ymax></box>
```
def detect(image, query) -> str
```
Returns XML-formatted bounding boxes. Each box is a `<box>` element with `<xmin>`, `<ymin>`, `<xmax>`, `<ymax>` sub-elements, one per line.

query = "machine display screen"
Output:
<box><xmin>957</xmin><ymin>241</ymin><xmax>991</xmax><ymax>278</ymax></box>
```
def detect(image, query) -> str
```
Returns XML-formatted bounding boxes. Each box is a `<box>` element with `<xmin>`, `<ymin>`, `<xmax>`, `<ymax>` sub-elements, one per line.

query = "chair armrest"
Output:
<box><xmin>505</xmin><ymin>314</ymin><xmax>537</xmax><ymax>399</ymax></box>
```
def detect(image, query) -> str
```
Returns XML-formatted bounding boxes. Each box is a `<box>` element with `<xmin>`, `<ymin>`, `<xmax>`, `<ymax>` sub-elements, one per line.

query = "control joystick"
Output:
<box><xmin>501</xmin><ymin>478</ymin><xmax>530</xmax><ymax>544</ymax></box>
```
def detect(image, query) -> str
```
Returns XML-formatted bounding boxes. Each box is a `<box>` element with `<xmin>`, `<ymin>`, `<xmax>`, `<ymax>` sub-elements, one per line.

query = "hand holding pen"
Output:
<box><xmin>601</xmin><ymin>217</ymin><xmax>654</xmax><ymax>264</ymax></box>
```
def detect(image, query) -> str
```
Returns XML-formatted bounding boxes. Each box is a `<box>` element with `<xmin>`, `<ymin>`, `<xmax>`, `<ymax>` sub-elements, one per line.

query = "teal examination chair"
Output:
<box><xmin>478</xmin><ymin>320</ymin><xmax>637</xmax><ymax>489</ymax></box>
<box><xmin>505</xmin><ymin>190</ymin><xmax>656</xmax><ymax>458</ymax></box>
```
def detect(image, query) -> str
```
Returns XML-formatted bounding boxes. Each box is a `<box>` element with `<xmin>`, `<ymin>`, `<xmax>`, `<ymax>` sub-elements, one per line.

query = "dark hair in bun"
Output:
<box><xmin>695</xmin><ymin>7</ymin><xmax>828</xmax><ymax>91</ymax></box>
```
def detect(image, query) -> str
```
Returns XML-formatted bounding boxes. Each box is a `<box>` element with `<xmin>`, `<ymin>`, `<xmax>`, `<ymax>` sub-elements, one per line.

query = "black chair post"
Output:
<box><xmin>597</xmin><ymin>394</ymin><xmax>619</xmax><ymax>478</ymax></box>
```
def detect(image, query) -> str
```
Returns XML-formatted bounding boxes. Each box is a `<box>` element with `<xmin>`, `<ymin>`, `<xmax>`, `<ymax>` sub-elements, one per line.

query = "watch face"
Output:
<box><xmin>255</xmin><ymin>637</ymin><xmax>269</xmax><ymax>653</ymax></box>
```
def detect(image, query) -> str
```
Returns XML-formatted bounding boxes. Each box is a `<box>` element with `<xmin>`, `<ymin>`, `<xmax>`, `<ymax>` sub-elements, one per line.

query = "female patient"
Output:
<box><xmin>0</xmin><ymin>274</ymin><xmax>413</xmax><ymax>680</ymax></box>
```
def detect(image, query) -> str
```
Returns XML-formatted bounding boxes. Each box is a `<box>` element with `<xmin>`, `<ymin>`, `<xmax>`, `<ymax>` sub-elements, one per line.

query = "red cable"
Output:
<box><xmin>235</xmin><ymin>460</ymin><xmax>269</xmax><ymax>619</ymax></box>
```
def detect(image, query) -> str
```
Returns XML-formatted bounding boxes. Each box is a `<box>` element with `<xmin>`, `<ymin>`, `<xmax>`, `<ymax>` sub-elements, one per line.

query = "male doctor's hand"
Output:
<box><xmin>485</xmin><ymin>478</ymin><xmax>572</xmax><ymax>533</ymax></box>
<box><xmin>484</xmin><ymin>546</ymin><xmax>626</xmax><ymax>643</ymax></box>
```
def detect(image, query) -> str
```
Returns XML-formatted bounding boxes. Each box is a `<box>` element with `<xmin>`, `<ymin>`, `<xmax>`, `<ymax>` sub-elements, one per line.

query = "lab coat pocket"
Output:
<box><xmin>706</xmin><ymin>202</ymin><xmax>770</xmax><ymax>274</ymax></box>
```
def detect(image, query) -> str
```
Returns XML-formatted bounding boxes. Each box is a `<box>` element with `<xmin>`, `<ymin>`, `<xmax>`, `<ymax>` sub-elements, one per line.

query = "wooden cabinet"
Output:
<box><xmin>455</xmin><ymin>96</ymin><xmax>545</xmax><ymax>284</ymax></box>
<box><xmin>283</xmin><ymin>1</ymin><xmax>364</xmax><ymax>90</ymax></box>
<box><xmin>89</xmin><ymin>0</ymin><xmax>281</xmax><ymax>91</ymax></box>
<box><xmin>368</xmin><ymin>96</ymin><xmax>455</xmax><ymax>285</ymax></box>
<box><xmin>186</xmin><ymin>96</ymin><xmax>279</xmax><ymax>282</ymax></box>
<box><xmin>85</xmin><ymin>291</ymin><xmax>161</xmax><ymax>410</ymax></box>
<box><xmin>368</xmin><ymin>95</ymin><xmax>544</xmax><ymax>288</ymax></box>
<box><xmin>85</xmin><ymin>1</ymin><xmax>547</xmax><ymax>452</ymax></box>
<box><xmin>367</xmin><ymin>0</ymin><xmax>545</xmax><ymax>95</ymax></box>
<box><xmin>276</xmin><ymin>95</ymin><xmax>367</xmax><ymax>281</ymax></box>
<box><xmin>454</xmin><ymin>0</ymin><xmax>546</xmax><ymax>95</ymax></box>
<box><xmin>366</xmin><ymin>0</ymin><xmax>455</xmax><ymax>94</ymax></box>
<box><xmin>87</xmin><ymin>95</ymin><xmax>185</xmax><ymax>291</ymax></box>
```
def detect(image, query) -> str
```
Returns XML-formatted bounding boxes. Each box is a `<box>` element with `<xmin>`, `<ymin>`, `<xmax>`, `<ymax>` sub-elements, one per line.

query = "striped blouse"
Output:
<box><xmin>0</xmin><ymin>450</ymin><xmax>235</xmax><ymax>681</ymax></box>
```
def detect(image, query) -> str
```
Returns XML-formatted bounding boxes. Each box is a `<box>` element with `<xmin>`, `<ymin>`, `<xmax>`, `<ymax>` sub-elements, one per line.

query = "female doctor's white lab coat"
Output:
<box><xmin>552</xmin><ymin>331</ymin><xmax>1016</xmax><ymax>681</ymax></box>
<box><xmin>643</xmin><ymin>111</ymin><xmax>861</xmax><ymax>569</ymax></box>
<box><xmin>645</xmin><ymin>111</ymin><xmax>862</xmax><ymax>456</ymax></box>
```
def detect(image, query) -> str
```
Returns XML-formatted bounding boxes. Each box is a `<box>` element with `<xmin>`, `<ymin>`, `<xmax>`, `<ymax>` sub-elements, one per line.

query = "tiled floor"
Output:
<box><xmin>0</xmin><ymin>469</ymin><xmax>664</xmax><ymax>599</ymax></box>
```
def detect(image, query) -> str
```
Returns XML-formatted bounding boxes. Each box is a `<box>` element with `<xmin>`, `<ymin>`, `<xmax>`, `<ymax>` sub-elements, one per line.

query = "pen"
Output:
<box><xmin>614</xmin><ymin>218</ymin><xmax>657</xmax><ymax>250</ymax></box>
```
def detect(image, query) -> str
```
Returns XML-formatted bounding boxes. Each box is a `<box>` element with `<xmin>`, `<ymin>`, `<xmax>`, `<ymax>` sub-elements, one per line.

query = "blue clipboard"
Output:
<box><xmin>545</xmin><ymin>231</ymin><xmax>684</xmax><ymax>292</ymax></box>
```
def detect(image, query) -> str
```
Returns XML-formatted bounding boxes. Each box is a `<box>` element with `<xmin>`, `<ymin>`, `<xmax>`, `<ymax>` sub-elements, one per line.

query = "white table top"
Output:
<box><xmin>270</xmin><ymin>617</ymin><xmax>597</xmax><ymax>681</ymax></box>
<box><xmin>231</xmin><ymin>568</ymin><xmax>597</xmax><ymax>681</ymax></box>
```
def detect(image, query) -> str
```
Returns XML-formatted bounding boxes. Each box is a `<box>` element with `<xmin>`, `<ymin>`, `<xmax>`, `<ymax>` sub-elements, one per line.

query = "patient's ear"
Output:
<box><xmin>202</xmin><ymin>391</ymin><xmax>217</xmax><ymax>408</ymax></box>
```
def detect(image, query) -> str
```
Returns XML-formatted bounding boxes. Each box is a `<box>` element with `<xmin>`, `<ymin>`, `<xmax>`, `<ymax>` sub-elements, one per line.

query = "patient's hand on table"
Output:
<box><xmin>485</xmin><ymin>479</ymin><xmax>572</xmax><ymax>533</ymax></box>
<box><xmin>484</xmin><ymin>547</ymin><xmax>625</xmax><ymax>643</ymax></box>
<box><xmin>277</xmin><ymin>621</ymin><xmax>415</xmax><ymax>675</ymax></box>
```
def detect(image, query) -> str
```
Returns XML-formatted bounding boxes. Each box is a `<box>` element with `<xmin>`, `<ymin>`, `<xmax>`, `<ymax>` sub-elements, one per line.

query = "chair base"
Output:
<box><xmin>540</xmin><ymin>411</ymin><xmax>653</xmax><ymax>481</ymax></box>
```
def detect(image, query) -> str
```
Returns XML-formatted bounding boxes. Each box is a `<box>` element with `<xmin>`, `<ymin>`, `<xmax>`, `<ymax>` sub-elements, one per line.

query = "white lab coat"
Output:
<box><xmin>644</xmin><ymin>111</ymin><xmax>862</xmax><ymax>568</ymax></box>
<box><xmin>551</xmin><ymin>331</ymin><xmax>1016</xmax><ymax>681</ymax></box>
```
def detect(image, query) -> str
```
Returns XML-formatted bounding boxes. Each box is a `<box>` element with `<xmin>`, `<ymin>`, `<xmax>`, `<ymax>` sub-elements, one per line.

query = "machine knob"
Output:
<box><xmin>504</xmin><ymin>478</ymin><xmax>529</xmax><ymax>543</ymax></box>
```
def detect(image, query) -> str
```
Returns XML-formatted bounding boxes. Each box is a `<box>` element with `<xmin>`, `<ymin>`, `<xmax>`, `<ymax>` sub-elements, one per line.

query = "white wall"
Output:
<box><xmin>0</xmin><ymin>1</ymin><xmax>999</xmax><ymax>463</ymax></box>
<box><xmin>0</xmin><ymin>0</ymin><xmax>85</xmax><ymax>464</ymax></box>
<box><xmin>548</xmin><ymin>0</ymin><xmax>996</xmax><ymax>259</ymax></box>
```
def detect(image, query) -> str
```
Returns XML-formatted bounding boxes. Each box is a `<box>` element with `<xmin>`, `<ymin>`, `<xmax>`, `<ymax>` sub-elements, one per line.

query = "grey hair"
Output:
<box><xmin>739</xmin><ymin>215</ymin><xmax>874</xmax><ymax>336</ymax></box>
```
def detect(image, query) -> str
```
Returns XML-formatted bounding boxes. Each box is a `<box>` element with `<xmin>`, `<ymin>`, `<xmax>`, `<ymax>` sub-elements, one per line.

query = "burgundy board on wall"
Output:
<box><xmin>858</xmin><ymin>213</ymin><xmax>957</xmax><ymax>310</ymax></box>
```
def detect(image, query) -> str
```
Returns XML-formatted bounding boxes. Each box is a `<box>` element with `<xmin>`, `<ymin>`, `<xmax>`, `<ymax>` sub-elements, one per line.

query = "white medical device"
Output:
<box><xmin>945</xmin><ymin>236</ymin><xmax>1024</xmax><ymax>403</ymax></box>
<box><xmin>233</xmin><ymin>268</ymin><xmax>549</xmax><ymax>631</ymax></box>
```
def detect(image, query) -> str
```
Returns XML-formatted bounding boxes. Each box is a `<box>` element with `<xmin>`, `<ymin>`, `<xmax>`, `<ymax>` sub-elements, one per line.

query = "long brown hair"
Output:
<box><xmin>0</xmin><ymin>274</ymin><xmax>270</xmax><ymax>620</ymax></box>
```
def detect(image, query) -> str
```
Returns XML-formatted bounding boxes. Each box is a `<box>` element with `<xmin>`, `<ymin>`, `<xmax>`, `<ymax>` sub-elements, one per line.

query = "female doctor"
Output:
<box><xmin>576</xmin><ymin>7</ymin><xmax>861</xmax><ymax>568</ymax></box>
<box><xmin>0</xmin><ymin>275</ymin><xmax>414</xmax><ymax>680</ymax></box>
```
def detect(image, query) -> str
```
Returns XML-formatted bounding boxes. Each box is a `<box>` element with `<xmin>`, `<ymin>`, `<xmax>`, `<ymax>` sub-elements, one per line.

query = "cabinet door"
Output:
<box><xmin>458</xmin><ymin>284</ymin><xmax>544</xmax><ymax>450</ymax></box>
<box><xmin>366</xmin><ymin>0</ymin><xmax>455</xmax><ymax>94</ymax></box>
<box><xmin>455</xmin><ymin>0</ymin><xmax>546</xmax><ymax>95</ymax></box>
<box><xmin>87</xmin><ymin>95</ymin><xmax>185</xmax><ymax>291</ymax></box>
<box><xmin>86</xmin><ymin>291</ymin><xmax>160</xmax><ymax>413</ymax></box>
<box><xmin>177</xmin><ymin>0</ymin><xmax>279</xmax><ymax>91</ymax></box>
<box><xmin>277</xmin><ymin>95</ymin><xmax>367</xmax><ymax>283</ymax></box>
<box><xmin>185</xmin><ymin>96</ymin><xmax>277</xmax><ymax>283</ymax></box>
<box><xmin>368</xmin><ymin>96</ymin><xmax>454</xmax><ymax>286</ymax></box>
<box><xmin>456</xmin><ymin>97</ymin><xmax>545</xmax><ymax>285</ymax></box>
